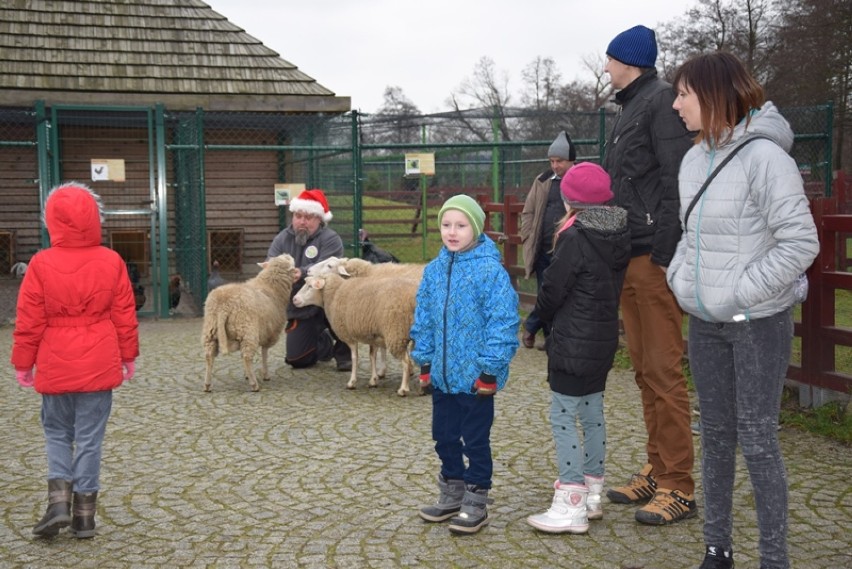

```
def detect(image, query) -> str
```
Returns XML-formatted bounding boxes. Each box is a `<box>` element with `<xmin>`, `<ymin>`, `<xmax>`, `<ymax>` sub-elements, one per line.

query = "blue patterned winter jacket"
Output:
<box><xmin>410</xmin><ymin>235</ymin><xmax>519</xmax><ymax>395</ymax></box>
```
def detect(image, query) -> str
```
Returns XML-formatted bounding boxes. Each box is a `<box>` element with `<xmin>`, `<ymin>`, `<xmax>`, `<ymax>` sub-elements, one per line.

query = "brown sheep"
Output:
<box><xmin>293</xmin><ymin>272</ymin><xmax>418</xmax><ymax>396</ymax></box>
<box><xmin>201</xmin><ymin>253</ymin><xmax>297</xmax><ymax>392</ymax></box>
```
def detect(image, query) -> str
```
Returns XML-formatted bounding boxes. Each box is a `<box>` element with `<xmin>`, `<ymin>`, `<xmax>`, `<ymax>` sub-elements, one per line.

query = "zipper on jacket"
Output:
<box><xmin>440</xmin><ymin>253</ymin><xmax>456</xmax><ymax>393</ymax></box>
<box><xmin>624</xmin><ymin>176</ymin><xmax>655</xmax><ymax>226</ymax></box>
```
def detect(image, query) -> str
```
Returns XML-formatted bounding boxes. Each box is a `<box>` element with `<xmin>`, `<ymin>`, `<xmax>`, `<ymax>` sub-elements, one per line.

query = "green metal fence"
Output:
<box><xmin>0</xmin><ymin>102</ymin><xmax>837</xmax><ymax>322</ymax></box>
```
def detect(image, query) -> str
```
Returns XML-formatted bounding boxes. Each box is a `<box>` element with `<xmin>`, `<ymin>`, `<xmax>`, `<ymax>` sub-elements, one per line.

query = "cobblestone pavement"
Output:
<box><xmin>1</xmin><ymin>318</ymin><xmax>849</xmax><ymax>569</ymax></box>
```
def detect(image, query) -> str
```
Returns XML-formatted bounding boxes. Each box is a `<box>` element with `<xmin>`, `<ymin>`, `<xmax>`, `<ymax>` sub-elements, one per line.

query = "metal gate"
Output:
<box><xmin>45</xmin><ymin>105</ymin><xmax>165</xmax><ymax>316</ymax></box>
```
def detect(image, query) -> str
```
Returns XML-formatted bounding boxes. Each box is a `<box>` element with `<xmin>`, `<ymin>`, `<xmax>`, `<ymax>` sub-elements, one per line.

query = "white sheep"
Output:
<box><xmin>201</xmin><ymin>253</ymin><xmax>297</xmax><ymax>392</ymax></box>
<box><xmin>293</xmin><ymin>272</ymin><xmax>418</xmax><ymax>396</ymax></box>
<box><xmin>309</xmin><ymin>256</ymin><xmax>424</xmax><ymax>281</ymax></box>
<box><xmin>307</xmin><ymin>257</ymin><xmax>424</xmax><ymax>382</ymax></box>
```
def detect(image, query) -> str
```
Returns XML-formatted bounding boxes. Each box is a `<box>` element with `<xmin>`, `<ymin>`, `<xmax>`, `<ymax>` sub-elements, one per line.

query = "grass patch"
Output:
<box><xmin>781</xmin><ymin>390</ymin><xmax>852</xmax><ymax>444</ymax></box>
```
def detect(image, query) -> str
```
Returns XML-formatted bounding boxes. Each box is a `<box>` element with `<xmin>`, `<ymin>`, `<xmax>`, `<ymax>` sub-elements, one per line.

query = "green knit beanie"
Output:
<box><xmin>438</xmin><ymin>194</ymin><xmax>485</xmax><ymax>239</ymax></box>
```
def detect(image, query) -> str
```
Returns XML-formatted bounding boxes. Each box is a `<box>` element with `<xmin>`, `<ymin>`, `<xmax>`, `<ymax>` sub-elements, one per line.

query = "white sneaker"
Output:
<box><xmin>584</xmin><ymin>474</ymin><xmax>604</xmax><ymax>520</ymax></box>
<box><xmin>526</xmin><ymin>481</ymin><xmax>589</xmax><ymax>534</ymax></box>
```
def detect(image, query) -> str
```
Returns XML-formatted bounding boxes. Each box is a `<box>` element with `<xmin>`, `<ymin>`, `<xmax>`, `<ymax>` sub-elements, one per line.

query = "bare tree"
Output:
<box><xmin>519</xmin><ymin>56</ymin><xmax>562</xmax><ymax>111</ymax></box>
<box><xmin>362</xmin><ymin>86</ymin><xmax>423</xmax><ymax>147</ymax></box>
<box><xmin>446</xmin><ymin>57</ymin><xmax>513</xmax><ymax>141</ymax></box>
<box><xmin>656</xmin><ymin>0</ymin><xmax>779</xmax><ymax>81</ymax></box>
<box><xmin>766</xmin><ymin>0</ymin><xmax>851</xmax><ymax>170</ymax></box>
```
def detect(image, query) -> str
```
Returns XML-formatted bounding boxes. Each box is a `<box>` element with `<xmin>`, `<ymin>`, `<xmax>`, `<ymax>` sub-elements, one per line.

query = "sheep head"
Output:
<box><xmin>292</xmin><ymin>275</ymin><xmax>326</xmax><ymax>308</ymax></box>
<box><xmin>307</xmin><ymin>256</ymin><xmax>347</xmax><ymax>277</ymax></box>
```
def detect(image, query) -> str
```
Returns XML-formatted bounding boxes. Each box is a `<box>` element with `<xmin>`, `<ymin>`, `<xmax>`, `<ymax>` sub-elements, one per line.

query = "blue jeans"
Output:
<box><xmin>41</xmin><ymin>391</ymin><xmax>113</xmax><ymax>493</ymax></box>
<box><xmin>525</xmin><ymin>251</ymin><xmax>552</xmax><ymax>337</ymax></box>
<box><xmin>689</xmin><ymin>310</ymin><xmax>792</xmax><ymax>569</ymax></box>
<box><xmin>431</xmin><ymin>389</ymin><xmax>494</xmax><ymax>488</ymax></box>
<box><xmin>551</xmin><ymin>391</ymin><xmax>606</xmax><ymax>484</ymax></box>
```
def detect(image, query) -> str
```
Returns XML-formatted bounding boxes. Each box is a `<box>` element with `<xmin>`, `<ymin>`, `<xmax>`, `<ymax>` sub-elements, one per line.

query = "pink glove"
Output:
<box><xmin>122</xmin><ymin>360</ymin><xmax>136</xmax><ymax>381</ymax></box>
<box><xmin>15</xmin><ymin>368</ymin><xmax>34</xmax><ymax>388</ymax></box>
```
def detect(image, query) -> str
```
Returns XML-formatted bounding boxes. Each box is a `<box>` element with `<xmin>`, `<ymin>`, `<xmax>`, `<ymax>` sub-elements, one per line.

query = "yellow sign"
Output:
<box><xmin>405</xmin><ymin>153</ymin><xmax>435</xmax><ymax>176</ymax></box>
<box><xmin>274</xmin><ymin>183</ymin><xmax>306</xmax><ymax>206</ymax></box>
<box><xmin>90</xmin><ymin>159</ymin><xmax>126</xmax><ymax>182</ymax></box>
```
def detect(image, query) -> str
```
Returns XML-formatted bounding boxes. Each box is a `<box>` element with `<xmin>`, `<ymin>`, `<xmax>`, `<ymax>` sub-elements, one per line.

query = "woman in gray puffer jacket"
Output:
<box><xmin>668</xmin><ymin>52</ymin><xmax>819</xmax><ymax>569</ymax></box>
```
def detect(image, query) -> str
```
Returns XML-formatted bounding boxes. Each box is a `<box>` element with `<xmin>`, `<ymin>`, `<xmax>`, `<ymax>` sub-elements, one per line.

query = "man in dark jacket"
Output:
<box><xmin>267</xmin><ymin>189</ymin><xmax>351</xmax><ymax>371</ymax></box>
<box><xmin>600</xmin><ymin>25</ymin><xmax>696</xmax><ymax>526</ymax></box>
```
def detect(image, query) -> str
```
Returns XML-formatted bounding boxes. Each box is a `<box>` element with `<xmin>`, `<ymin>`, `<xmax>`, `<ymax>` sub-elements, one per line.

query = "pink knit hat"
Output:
<box><xmin>560</xmin><ymin>162</ymin><xmax>613</xmax><ymax>206</ymax></box>
<box><xmin>289</xmin><ymin>189</ymin><xmax>332</xmax><ymax>222</ymax></box>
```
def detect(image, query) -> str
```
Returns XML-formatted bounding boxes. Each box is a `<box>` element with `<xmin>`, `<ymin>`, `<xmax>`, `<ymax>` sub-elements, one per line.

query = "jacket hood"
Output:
<box><xmin>576</xmin><ymin>206</ymin><xmax>627</xmax><ymax>234</ymax></box>
<box><xmin>45</xmin><ymin>183</ymin><xmax>103</xmax><ymax>248</ymax></box>
<box><xmin>708</xmin><ymin>101</ymin><xmax>794</xmax><ymax>153</ymax></box>
<box><xmin>575</xmin><ymin>206</ymin><xmax>631</xmax><ymax>271</ymax></box>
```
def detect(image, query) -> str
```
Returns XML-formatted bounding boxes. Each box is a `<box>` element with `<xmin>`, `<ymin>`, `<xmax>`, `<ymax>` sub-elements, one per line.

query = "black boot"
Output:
<box><xmin>32</xmin><ymin>479</ymin><xmax>72</xmax><ymax>537</ymax></box>
<box><xmin>70</xmin><ymin>491</ymin><xmax>98</xmax><ymax>539</ymax></box>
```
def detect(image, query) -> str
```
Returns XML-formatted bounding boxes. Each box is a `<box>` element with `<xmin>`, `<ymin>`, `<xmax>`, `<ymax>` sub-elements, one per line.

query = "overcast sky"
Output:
<box><xmin>205</xmin><ymin>0</ymin><xmax>688</xmax><ymax>114</ymax></box>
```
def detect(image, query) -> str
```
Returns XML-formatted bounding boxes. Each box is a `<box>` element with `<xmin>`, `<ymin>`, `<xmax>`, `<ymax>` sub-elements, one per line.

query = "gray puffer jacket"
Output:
<box><xmin>667</xmin><ymin>102</ymin><xmax>819</xmax><ymax>323</ymax></box>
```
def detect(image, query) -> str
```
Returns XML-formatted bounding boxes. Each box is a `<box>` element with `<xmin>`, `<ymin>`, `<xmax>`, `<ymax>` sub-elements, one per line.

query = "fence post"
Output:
<box><xmin>351</xmin><ymin>110</ymin><xmax>363</xmax><ymax>258</ymax></box>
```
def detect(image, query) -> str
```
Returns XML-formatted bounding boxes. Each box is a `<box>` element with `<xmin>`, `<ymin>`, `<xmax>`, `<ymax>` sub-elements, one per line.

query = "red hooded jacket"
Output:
<box><xmin>11</xmin><ymin>184</ymin><xmax>139</xmax><ymax>394</ymax></box>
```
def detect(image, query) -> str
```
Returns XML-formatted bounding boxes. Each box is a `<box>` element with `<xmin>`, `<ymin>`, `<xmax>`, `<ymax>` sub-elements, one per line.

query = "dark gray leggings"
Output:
<box><xmin>689</xmin><ymin>309</ymin><xmax>792</xmax><ymax>569</ymax></box>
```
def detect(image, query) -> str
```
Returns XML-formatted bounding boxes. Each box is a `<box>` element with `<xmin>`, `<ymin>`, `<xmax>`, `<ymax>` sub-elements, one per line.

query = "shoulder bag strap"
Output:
<box><xmin>683</xmin><ymin>135</ymin><xmax>772</xmax><ymax>231</ymax></box>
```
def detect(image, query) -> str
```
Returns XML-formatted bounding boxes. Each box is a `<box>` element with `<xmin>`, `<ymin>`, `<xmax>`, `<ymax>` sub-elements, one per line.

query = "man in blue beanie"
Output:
<box><xmin>601</xmin><ymin>25</ymin><xmax>697</xmax><ymax>527</ymax></box>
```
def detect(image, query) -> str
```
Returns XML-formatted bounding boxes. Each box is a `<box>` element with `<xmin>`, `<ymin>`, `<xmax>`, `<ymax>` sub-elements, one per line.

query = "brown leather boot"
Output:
<box><xmin>70</xmin><ymin>491</ymin><xmax>98</xmax><ymax>539</ymax></box>
<box><xmin>32</xmin><ymin>479</ymin><xmax>72</xmax><ymax>537</ymax></box>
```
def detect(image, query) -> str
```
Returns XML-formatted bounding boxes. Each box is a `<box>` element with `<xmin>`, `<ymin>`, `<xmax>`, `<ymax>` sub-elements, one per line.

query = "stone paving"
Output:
<box><xmin>0</xmin><ymin>317</ymin><xmax>849</xmax><ymax>569</ymax></box>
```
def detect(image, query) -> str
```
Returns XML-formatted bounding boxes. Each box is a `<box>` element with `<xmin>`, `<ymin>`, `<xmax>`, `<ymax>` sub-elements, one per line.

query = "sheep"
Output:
<box><xmin>307</xmin><ymin>257</ymin><xmax>425</xmax><ymax>382</ymax></box>
<box><xmin>201</xmin><ymin>253</ymin><xmax>297</xmax><ymax>392</ymax></box>
<box><xmin>310</xmin><ymin>256</ymin><xmax>424</xmax><ymax>281</ymax></box>
<box><xmin>293</xmin><ymin>272</ymin><xmax>418</xmax><ymax>397</ymax></box>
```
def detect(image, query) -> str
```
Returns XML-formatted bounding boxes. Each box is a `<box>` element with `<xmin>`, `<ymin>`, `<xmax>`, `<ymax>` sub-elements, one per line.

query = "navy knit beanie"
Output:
<box><xmin>606</xmin><ymin>25</ymin><xmax>657</xmax><ymax>68</ymax></box>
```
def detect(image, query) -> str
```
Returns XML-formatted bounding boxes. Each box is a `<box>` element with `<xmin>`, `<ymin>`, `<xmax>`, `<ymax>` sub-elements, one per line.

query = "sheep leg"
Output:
<box><xmin>376</xmin><ymin>347</ymin><xmax>387</xmax><ymax>378</ymax></box>
<box><xmin>368</xmin><ymin>345</ymin><xmax>380</xmax><ymax>387</ymax></box>
<box><xmin>260</xmin><ymin>346</ymin><xmax>271</xmax><ymax>382</ymax></box>
<box><xmin>203</xmin><ymin>343</ymin><xmax>217</xmax><ymax>392</ymax></box>
<box><xmin>345</xmin><ymin>343</ymin><xmax>359</xmax><ymax>389</ymax></box>
<box><xmin>241</xmin><ymin>347</ymin><xmax>260</xmax><ymax>392</ymax></box>
<box><xmin>396</xmin><ymin>351</ymin><xmax>412</xmax><ymax>397</ymax></box>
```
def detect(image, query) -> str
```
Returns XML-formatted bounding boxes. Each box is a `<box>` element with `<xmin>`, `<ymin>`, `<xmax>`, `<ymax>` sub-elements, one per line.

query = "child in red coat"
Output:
<box><xmin>11</xmin><ymin>182</ymin><xmax>139</xmax><ymax>538</ymax></box>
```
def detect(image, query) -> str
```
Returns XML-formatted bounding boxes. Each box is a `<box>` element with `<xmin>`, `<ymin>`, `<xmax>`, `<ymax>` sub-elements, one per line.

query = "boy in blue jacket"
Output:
<box><xmin>411</xmin><ymin>194</ymin><xmax>519</xmax><ymax>535</ymax></box>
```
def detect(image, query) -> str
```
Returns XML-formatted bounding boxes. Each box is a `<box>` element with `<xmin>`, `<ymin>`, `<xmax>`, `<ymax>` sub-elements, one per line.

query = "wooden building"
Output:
<box><xmin>0</xmin><ymin>0</ymin><xmax>351</xmax><ymax>318</ymax></box>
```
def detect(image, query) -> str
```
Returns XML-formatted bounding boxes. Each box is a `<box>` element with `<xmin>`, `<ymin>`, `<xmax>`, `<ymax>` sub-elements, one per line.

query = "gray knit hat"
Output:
<box><xmin>547</xmin><ymin>131</ymin><xmax>576</xmax><ymax>161</ymax></box>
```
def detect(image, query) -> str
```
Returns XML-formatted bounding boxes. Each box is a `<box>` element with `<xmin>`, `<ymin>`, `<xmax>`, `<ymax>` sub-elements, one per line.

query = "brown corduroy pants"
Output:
<box><xmin>619</xmin><ymin>254</ymin><xmax>695</xmax><ymax>495</ymax></box>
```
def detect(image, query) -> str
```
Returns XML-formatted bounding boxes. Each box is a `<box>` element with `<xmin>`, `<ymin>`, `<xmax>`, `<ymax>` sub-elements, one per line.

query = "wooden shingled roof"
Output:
<box><xmin>0</xmin><ymin>0</ymin><xmax>350</xmax><ymax>113</ymax></box>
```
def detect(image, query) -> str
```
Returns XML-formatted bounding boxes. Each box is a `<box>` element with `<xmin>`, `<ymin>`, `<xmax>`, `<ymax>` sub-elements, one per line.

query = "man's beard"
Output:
<box><xmin>294</xmin><ymin>227</ymin><xmax>310</xmax><ymax>247</ymax></box>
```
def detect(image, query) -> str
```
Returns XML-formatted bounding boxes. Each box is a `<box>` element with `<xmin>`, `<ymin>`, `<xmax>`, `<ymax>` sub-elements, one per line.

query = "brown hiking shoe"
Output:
<box><xmin>606</xmin><ymin>464</ymin><xmax>656</xmax><ymax>504</ymax></box>
<box><xmin>635</xmin><ymin>488</ymin><xmax>697</xmax><ymax>525</ymax></box>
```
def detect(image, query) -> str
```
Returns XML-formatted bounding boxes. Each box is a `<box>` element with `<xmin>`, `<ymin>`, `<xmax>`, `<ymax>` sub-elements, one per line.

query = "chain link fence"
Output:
<box><xmin>0</xmin><ymin>103</ymin><xmax>837</xmax><ymax>321</ymax></box>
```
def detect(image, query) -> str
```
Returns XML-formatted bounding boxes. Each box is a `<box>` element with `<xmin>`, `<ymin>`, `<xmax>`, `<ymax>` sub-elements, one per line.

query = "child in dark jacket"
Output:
<box><xmin>11</xmin><ymin>182</ymin><xmax>139</xmax><ymax>539</ymax></box>
<box><xmin>526</xmin><ymin>162</ymin><xmax>630</xmax><ymax>534</ymax></box>
<box><xmin>410</xmin><ymin>194</ymin><xmax>519</xmax><ymax>535</ymax></box>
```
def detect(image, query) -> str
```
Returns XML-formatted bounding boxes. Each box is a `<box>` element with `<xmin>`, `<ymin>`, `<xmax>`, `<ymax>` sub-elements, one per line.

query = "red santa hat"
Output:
<box><xmin>289</xmin><ymin>189</ymin><xmax>332</xmax><ymax>222</ymax></box>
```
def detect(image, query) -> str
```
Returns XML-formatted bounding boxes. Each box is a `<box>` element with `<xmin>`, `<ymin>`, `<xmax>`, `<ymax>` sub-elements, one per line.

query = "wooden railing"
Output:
<box><xmin>478</xmin><ymin>183</ymin><xmax>852</xmax><ymax>396</ymax></box>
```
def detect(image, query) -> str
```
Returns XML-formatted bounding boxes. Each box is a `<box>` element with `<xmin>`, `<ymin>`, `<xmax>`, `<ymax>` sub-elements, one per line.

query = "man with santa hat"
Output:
<box><xmin>267</xmin><ymin>189</ymin><xmax>352</xmax><ymax>371</ymax></box>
